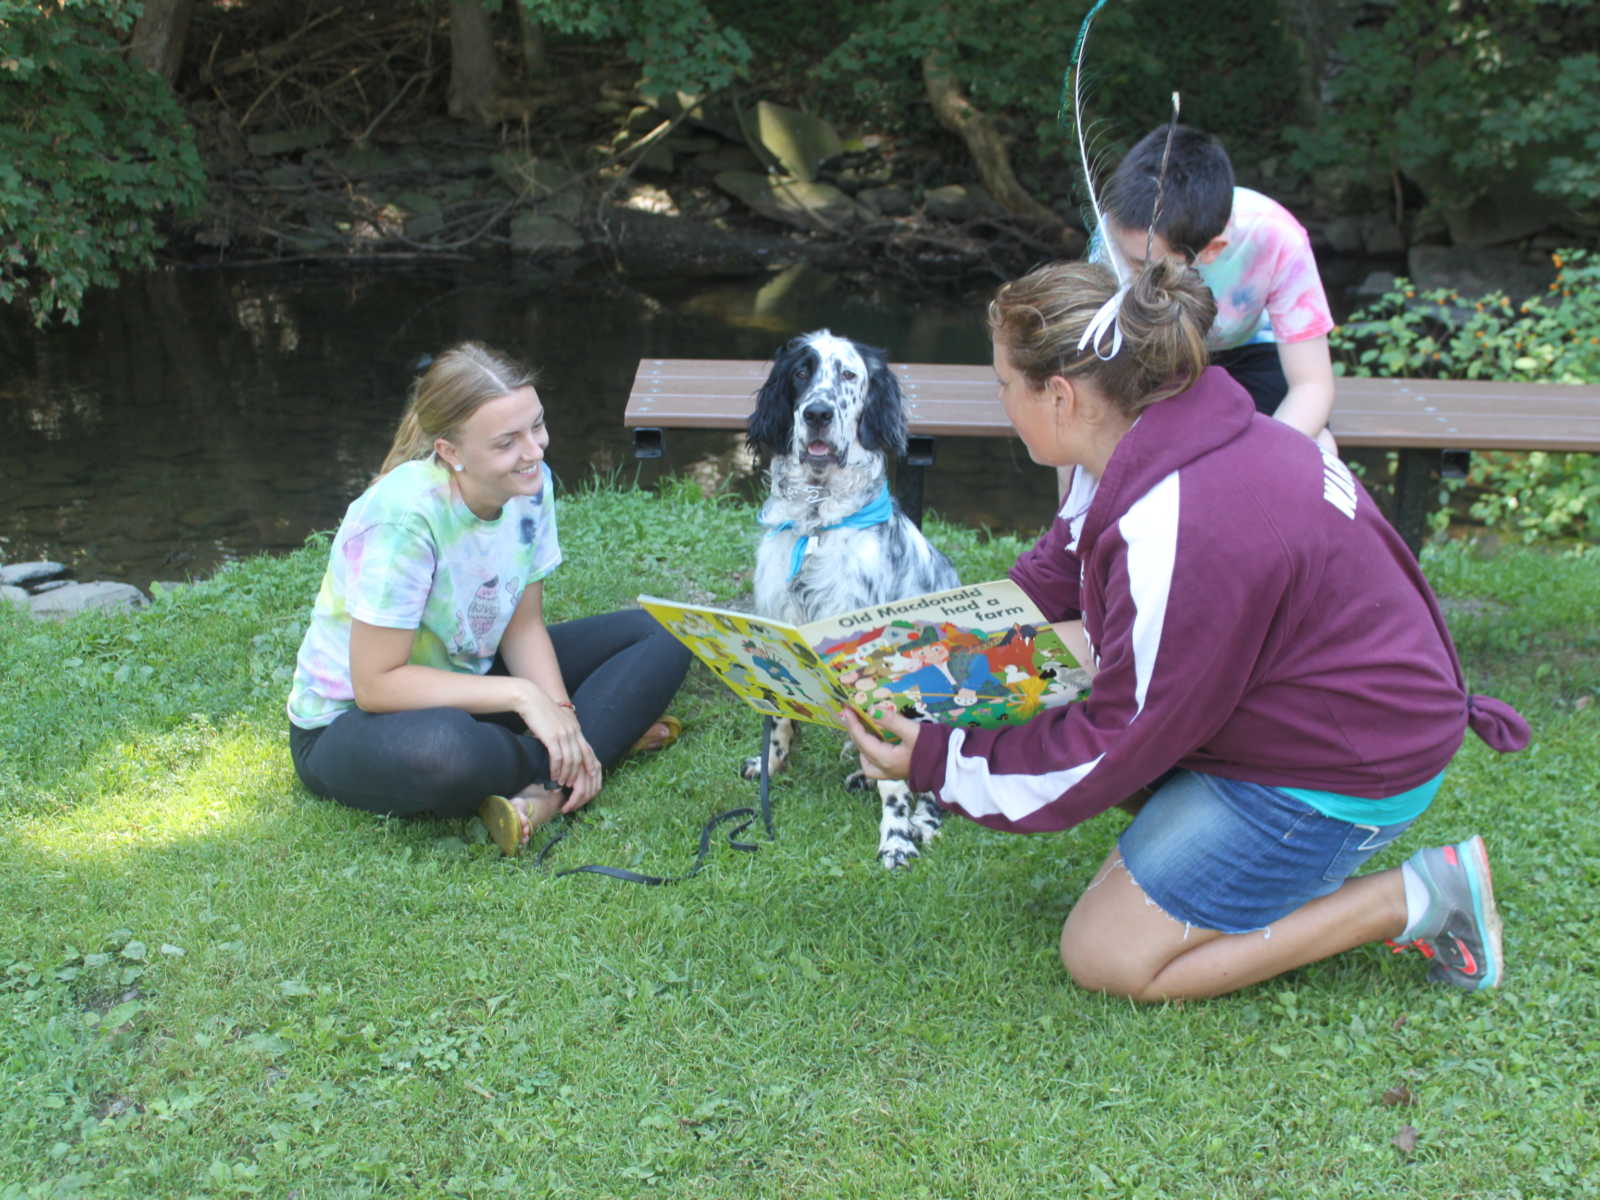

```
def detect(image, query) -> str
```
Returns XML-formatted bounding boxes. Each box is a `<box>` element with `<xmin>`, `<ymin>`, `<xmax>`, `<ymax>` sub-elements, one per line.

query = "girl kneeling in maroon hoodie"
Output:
<box><xmin>843</xmin><ymin>258</ymin><xmax>1528</xmax><ymax>1000</ymax></box>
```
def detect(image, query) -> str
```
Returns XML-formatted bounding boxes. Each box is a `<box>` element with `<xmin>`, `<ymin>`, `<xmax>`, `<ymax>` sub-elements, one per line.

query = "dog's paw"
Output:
<box><xmin>739</xmin><ymin>755</ymin><xmax>764</xmax><ymax>781</ymax></box>
<box><xmin>843</xmin><ymin>769</ymin><xmax>875</xmax><ymax>793</ymax></box>
<box><xmin>909</xmin><ymin>801</ymin><xmax>944</xmax><ymax>845</ymax></box>
<box><xmin>877</xmin><ymin>835</ymin><xmax>921</xmax><ymax>870</ymax></box>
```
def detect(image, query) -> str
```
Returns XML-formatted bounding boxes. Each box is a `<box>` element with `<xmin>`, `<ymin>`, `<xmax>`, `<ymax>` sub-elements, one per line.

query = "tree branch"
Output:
<box><xmin>921</xmin><ymin>51</ymin><xmax>1063</xmax><ymax>232</ymax></box>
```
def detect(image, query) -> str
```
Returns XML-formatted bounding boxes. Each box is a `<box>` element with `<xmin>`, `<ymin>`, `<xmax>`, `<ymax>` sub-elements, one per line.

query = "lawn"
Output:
<box><xmin>2</xmin><ymin>480</ymin><xmax>1597</xmax><ymax>1199</ymax></box>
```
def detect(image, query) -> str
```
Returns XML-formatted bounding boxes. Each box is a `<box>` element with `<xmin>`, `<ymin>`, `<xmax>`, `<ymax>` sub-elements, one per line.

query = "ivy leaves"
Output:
<box><xmin>0</xmin><ymin>0</ymin><xmax>206</xmax><ymax>326</ymax></box>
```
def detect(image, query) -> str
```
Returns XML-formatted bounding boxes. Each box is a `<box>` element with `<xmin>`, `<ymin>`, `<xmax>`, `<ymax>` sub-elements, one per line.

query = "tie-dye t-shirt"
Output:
<box><xmin>286</xmin><ymin>457</ymin><xmax>561</xmax><ymax>729</ymax></box>
<box><xmin>1198</xmin><ymin>187</ymin><xmax>1333</xmax><ymax>351</ymax></box>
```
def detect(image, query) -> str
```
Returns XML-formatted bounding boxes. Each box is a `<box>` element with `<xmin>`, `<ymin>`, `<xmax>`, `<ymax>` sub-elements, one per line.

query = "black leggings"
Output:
<box><xmin>1212</xmin><ymin>342</ymin><xmax>1287</xmax><ymax>416</ymax></box>
<box><xmin>288</xmin><ymin>609</ymin><xmax>690</xmax><ymax>819</ymax></box>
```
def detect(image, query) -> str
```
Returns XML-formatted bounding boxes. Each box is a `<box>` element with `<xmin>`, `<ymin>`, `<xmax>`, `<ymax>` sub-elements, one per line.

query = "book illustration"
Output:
<box><xmin>636</xmin><ymin>601</ymin><xmax>857</xmax><ymax>726</ymax></box>
<box><xmin>640</xmin><ymin>580</ymin><xmax>1088</xmax><ymax>734</ymax></box>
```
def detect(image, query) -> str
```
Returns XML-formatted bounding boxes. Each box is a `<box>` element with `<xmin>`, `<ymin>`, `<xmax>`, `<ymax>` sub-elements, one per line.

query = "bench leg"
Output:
<box><xmin>1393</xmin><ymin>448</ymin><xmax>1441</xmax><ymax>558</ymax></box>
<box><xmin>632</xmin><ymin>427</ymin><xmax>665</xmax><ymax>460</ymax></box>
<box><xmin>896</xmin><ymin>435</ymin><xmax>936</xmax><ymax>528</ymax></box>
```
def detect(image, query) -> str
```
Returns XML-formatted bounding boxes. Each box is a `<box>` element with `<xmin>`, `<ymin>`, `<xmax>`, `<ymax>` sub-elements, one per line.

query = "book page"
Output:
<box><xmin>799</xmin><ymin>580</ymin><xmax>1088</xmax><ymax>731</ymax></box>
<box><xmin>638</xmin><ymin>595</ymin><xmax>859</xmax><ymax>728</ymax></box>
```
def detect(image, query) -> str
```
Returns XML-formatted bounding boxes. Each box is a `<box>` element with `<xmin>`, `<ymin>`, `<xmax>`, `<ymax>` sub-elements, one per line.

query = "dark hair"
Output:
<box><xmin>1103</xmin><ymin>125</ymin><xmax>1234</xmax><ymax>260</ymax></box>
<box><xmin>986</xmin><ymin>259</ymin><xmax>1216</xmax><ymax>416</ymax></box>
<box><xmin>377</xmin><ymin>342</ymin><xmax>539</xmax><ymax>478</ymax></box>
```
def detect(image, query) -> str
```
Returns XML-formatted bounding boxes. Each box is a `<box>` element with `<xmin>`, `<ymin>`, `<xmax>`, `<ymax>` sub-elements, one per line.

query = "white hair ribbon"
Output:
<box><xmin>1078</xmin><ymin>284</ymin><xmax>1128</xmax><ymax>360</ymax></box>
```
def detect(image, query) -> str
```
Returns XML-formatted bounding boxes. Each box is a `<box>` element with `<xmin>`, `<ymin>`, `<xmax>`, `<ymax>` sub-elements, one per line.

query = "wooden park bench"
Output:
<box><xmin>624</xmin><ymin>358</ymin><xmax>1600</xmax><ymax>553</ymax></box>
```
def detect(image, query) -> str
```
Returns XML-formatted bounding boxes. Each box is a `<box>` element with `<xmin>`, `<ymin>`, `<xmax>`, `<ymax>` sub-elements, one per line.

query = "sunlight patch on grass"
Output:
<box><xmin>12</xmin><ymin>722</ymin><xmax>293</xmax><ymax>863</ymax></box>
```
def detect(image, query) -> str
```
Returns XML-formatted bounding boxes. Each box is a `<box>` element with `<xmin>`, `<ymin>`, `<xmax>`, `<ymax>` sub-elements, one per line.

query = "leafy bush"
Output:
<box><xmin>520</xmin><ymin>0</ymin><xmax>751</xmax><ymax>97</ymax></box>
<box><xmin>810</xmin><ymin>0</ymin><xmax>1298</xmax><ymax>187</ymax></box>
<box><xmin>1333</xmin><ymin>249</ymin><xmax>1600</xmax><ymax>542</ymax></box>
<box><xmin>1286</xmin><ymin>0</ymin><xmax>1600</xmax><ymax>224</ymax></box>
<box><xmin>0</xmin><ymin>0</ymin><xmax>206</xmax><ymax>326</ymax></box>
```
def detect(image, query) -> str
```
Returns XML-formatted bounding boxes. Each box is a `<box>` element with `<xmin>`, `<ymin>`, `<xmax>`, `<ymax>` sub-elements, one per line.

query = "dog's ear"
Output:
<box><xmin>746</xmin><ymin>337</ymin><xmax>808</xmax><ymax>457</ymax></box>
<box><xmin>856</xmin><ymin>343</ymin><xmax>908</xmax><ymax>456</ymax></box>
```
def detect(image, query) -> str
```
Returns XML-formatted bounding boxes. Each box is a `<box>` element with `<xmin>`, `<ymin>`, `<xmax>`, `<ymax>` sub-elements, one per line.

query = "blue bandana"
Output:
<box><xmin>761</xmin><ymin>483</ymin><xmax>895</xmax><ymax>579</ymax></box>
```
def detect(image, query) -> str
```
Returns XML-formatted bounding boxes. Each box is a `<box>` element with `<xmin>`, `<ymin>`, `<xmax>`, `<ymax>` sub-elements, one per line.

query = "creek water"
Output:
<box><xmin>0</xmin><ymin>254</ymin><xmax>1388</xmax><ymax>592</ymax></box>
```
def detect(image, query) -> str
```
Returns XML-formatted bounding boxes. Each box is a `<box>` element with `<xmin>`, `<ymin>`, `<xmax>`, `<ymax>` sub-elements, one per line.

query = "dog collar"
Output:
<box><xmin>761</xmin><ymin>483</ymin><xmax>895</xmax><ymax>579</ymax></box>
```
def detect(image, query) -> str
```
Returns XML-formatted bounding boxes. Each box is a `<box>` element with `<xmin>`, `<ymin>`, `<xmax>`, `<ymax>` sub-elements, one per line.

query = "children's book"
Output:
<box><xmin>638</xmin><ymin>580</ymin><xmax>1088</xmax><ymax>735</ymax></box>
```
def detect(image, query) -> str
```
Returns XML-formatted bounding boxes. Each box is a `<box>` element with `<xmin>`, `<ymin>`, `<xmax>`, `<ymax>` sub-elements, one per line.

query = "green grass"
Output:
<box><xmin>3</xmin><ymin>480</ymin><xmax>1597</xmax><ymax>1199</ymax></box>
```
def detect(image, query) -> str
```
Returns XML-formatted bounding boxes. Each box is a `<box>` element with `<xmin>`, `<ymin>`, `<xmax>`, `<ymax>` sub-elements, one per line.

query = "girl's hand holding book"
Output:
<box><xmin>841</xmin><ymin>707</ymin><xmax>921</xmax><ymax>782</ymax></box>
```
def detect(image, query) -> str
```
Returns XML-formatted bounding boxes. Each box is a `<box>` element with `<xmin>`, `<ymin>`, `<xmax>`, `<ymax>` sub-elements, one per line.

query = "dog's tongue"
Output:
<box><xmin>808</xmin><ymin>440</ymin><xmax>830</xmax><ymax>456</ymax></box>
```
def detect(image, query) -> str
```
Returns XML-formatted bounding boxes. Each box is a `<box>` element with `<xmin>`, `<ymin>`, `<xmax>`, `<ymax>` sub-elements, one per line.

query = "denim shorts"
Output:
<box><xmin>1117</xmin><ymin>770</ymin><xmax>1417</xmax><ymax>934</ymax></box>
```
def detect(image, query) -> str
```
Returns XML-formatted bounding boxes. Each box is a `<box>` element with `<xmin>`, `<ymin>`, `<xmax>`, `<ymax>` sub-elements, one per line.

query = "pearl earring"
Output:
<box><xmin>453</xmin><ymin>463</ymin><xmax>464</xmax><ymax>472</ymax></box>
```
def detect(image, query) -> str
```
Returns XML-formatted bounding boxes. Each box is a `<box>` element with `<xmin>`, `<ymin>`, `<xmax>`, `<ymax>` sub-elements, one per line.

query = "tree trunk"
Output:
<box><xmin>515</xmin><ymin>2</ymin><xmax>547</xmax><ymax>79</ymax></box>
<box><xmin>129</xmin><ymin>0</ymin><xmax>196</xmax><ymax>85</ymax></box>
<box><xmin>921</xmin><ymin>52</ymin><xmax>1062</xmax><ymax>231</ymax></box>
<box><xmin>1274</xmin><ymin>0</ymin><xmax>1364</xmax><ymax>125</ymax></box>
<box><xmin>448</xmin><ymin>0</ymin><xmax>503</xmax><ymax>122</ymax></box>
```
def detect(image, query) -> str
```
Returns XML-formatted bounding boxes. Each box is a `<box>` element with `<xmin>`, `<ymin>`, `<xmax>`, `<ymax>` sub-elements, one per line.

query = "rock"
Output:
<box><xmin>747</xmin><ymin>101</ymin><xmax>843</xmax><ymax>184</ymax></box>
<box><xmin>858</xmin><ymin>185</ymin><xmax>913</xmax><ymax>217</ymax></box>
<box><xmin>1361</xmin><ymin>216</ymin><xmax>1406</xmax><ymax>256</ymax></box>
<box><xmin>833</xmin><ymin>164</ymin><xmax>893</xmax><ymax>194</ymax></box>
<box><xmin>29</xmin><ymin>579</ymin><xmax>73</xmax><ymax>594</ymax></box>
<box><xmin>263</xmin><ymin>164</ymin><xmax>313</xmax><ymax>190</ymax></box>
<box><xmin>245</xmin><ymin>126</ymin><xmax>334</xmax><ymax>157</ymax></box>
<box><xmin>490</xmin><ymin>154</ymin><xmax>580</xmax><ymax>201</ymax></box>
<box><xmin>645</xmin><ymin>90</ymin><xmax>746</xmax><ymax>144</ymax></box>
<box><xmin>1404</xmin><ymin>165</ymin><xmax>1571</xmax><ymax>249</ymax></box>
<box><xmin>395</xmin><ymin>191</ymin><xmax>446</xmax><ymax>239</ymax></box>
<box><xmin>923</xmin><ymin>184</ymin><xmax>992</xmax><ymax>222</ymax></box>
<box><xmin>1321</xmin><ymin>215</ymin><xmax>1365</xmax><ymax>255</ymax></box>
<box><xmin>28</xmin><ymin>581</ymin><xmax>147</xmax><ymax>620</ymax></box>
<box><xmin>1311</xmin><ymin>164</ymin><xmax>1380</xmax><ymax>213</ymax></box>
<box><xmin>1353</xmin><ymin>270</ymin><xmax>1401</xmax><ymax>297</ymax></box>
<box><xmin>317</xmin><ymin>145</ymin><xmax>414</xmax><ymax>178</ymax></box>
<box><xmin>1</xmin><ymin>585</ymin><xmax>28</xmax><ymax>612</ymax></box>
<box><xmin>713</xmin><ymin>171</ymin><xmax>873</xmax><ymax>233</ymax></box>
<box><xmin>508</xmin><ymin>212</ymin><xmax>585</xmax><ymax>254</ymax></box>
<box><xmin>0</xmin><ymin>561</ymin><xmax>67</xmax><ymax>587</ymax></box>
<box><xmin>664</xmin><ymin>132</ymin><xmax>720</xmax><ymax>155</ymax></box>
<box><xmin>692</xmin><ymin>145</ymin><xmax>765</xmax><ymax>175</ymax></box>
<box><xmin>633</xmin><ymin>142</ymin><xmax>675</xmax><ymax>174</ymax></box>
<box><xmin>624</xmin><ymin>104</ymin><xmax>662</xmax><ymax>136</ymax></box>
<box><xmin>1406</xmin><ymin>245</ymin><xmax>1556</xmax><ymax>301</ymax></box>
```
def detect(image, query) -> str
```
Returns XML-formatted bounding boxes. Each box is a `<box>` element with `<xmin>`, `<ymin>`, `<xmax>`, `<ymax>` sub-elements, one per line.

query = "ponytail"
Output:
<box><xmin>988</xmin><ymin>257</ymin><xmax>1216</xmax><ymax>417</ymax></box>
<box><xmin>378</xmin><ymin>407</ymin><xmax>433</xmax><ymax>478</ymax></box>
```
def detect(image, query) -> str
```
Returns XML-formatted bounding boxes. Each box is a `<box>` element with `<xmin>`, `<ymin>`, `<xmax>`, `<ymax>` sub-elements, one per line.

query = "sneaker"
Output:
<box><xmin>1388</xmin><ymin>834</ymin><xmax>1503</xmax><ymax>991</ymax></box>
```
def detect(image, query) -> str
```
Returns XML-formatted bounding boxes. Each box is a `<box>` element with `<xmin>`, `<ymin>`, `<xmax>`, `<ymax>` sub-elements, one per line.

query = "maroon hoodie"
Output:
<box><xmin>908</xmin><ymin>367</ymin><xmax>1527</xmax><ymax>833</ymax></box>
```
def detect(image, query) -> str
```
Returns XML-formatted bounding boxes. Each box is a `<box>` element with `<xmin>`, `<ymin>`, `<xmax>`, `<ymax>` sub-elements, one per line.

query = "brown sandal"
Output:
<box><xmin>478</xmin><ymin>794</ymin><xmax>527</xmax><ymax>857</ymax></box>
<box><xmin>627</xmin><ymin>714</ymin><xmax>683</xmax><ymax>756</ymax></box>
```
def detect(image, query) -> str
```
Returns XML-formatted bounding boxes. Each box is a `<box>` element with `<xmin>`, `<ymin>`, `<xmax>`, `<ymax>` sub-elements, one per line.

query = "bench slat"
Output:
<box><xmin>626</xmin><ymin>359</ymin><xmax>1600</xmax><ymax>453</ymax></box>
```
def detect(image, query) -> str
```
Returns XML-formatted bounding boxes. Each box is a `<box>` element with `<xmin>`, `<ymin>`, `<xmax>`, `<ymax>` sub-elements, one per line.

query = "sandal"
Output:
<box><xmin>628</xmin><ymin>714</ymin><xmax>683</xmax><ymax>756</ymax></box>
<box><xmin>478</xmin><ymin>794</ymin><xmax>527</xmax><ymax>857</ymax></box>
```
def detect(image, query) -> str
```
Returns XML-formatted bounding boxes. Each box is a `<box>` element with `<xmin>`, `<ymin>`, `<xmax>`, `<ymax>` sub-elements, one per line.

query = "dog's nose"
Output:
<box><xmin>802</xmin><ymin>402</ymin><xmax>832</xmax><ymax>429</ymax></box>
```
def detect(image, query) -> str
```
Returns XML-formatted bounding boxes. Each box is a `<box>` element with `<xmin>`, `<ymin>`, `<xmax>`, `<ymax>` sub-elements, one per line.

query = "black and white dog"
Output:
<box><xmin>744</xmin><ymin>330</ymin><xmax>960</xmax><ymax>869</ymax></box>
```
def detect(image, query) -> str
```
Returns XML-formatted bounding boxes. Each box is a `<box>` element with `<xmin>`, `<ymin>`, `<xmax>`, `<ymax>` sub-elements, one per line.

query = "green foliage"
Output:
<box><xmin>518</xmin><ymin>0</ymin><xmax>751</xmax><ymax>97</ymax></box>
<box><xmin>2</xmin><ymin>490</ymin><xmax>1598</xmax><ymax>1196</ymax></box>
<box><xmin>811</xmin><ymin>0</ymin><xmax>1298</xmax><ymax>180</ymax></box>
<box><xmin>1333</xmin><ymin>250</ymin><xmax>1600</xmax><ymax>543</ymax></box>
<box><xmin>1456</xmin><ymin>451</ymin><xmax>1600</xmax><ymax>544</ymax></box>
<box><xmin>0</xmin><ymin>0</ymin><xmax>206</xmax><ymax>326</ymax></box>
<box><xmin>1287</xmin><ymin>1</ymin><xmax>1600</xmax><ymax>220</ymax></box>
<box><xmin>1333</xmin><ymin>250</ymin><xmax>1600</xmax><ymax>384</ymax></box>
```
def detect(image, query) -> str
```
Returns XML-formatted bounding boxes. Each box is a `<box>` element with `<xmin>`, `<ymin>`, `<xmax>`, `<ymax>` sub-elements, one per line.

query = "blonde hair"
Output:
<box><xmin>986</xmin><ymin>258</ymin><xmax>1216</xmax><ymax>417</ymax></box>
<box><xmin>377</xmin><ymin>342</ymin><xmax>539</xmax><ymax>479</ymax></box>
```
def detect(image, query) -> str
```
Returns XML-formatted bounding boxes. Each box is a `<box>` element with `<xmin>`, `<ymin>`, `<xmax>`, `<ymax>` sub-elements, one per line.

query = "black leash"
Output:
<box><xmin>533</xmin><ymin>716</ymin><xmax>778</xmax><ymax>885</ymax></box>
